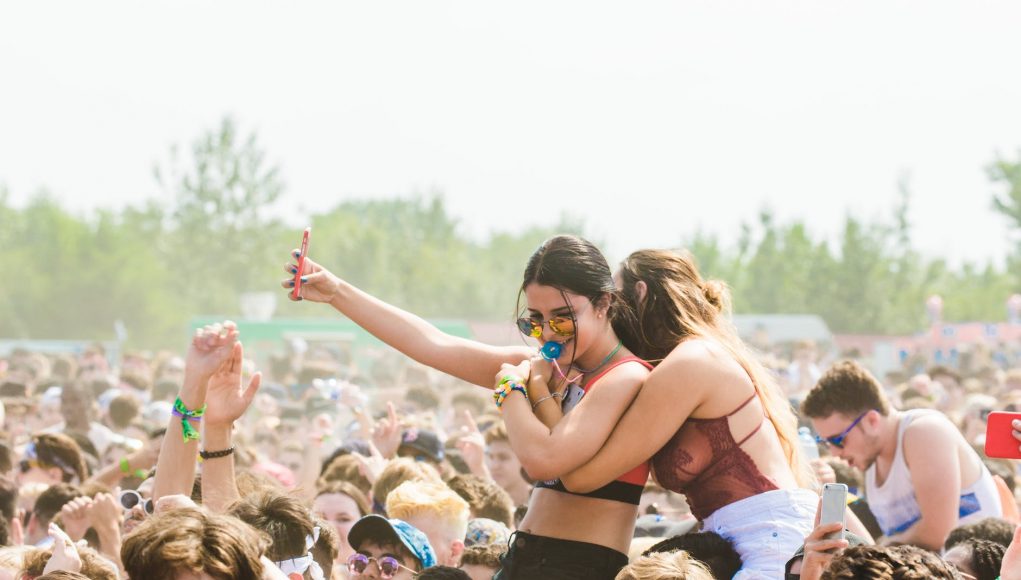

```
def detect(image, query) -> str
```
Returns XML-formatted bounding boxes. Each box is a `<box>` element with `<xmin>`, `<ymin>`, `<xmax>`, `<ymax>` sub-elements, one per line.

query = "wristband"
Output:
<box><xmin>199</xmin><ymin>447</ymin><xmax>235</xmax><ymax>461</ymax></box>
<box><xmin>119</xmin><ymin>458</ymin><xmax>148</xmax><ymax>479</ymax></box>
<box><xmin>172</xmin><ymin>397</ymin><xmax>206</xmax><ymax>443</ymax></box>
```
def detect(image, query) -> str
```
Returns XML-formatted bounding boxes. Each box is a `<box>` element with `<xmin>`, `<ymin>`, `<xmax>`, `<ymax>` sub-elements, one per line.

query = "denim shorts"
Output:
<box><xmin>494</xmin><ymin>531</ymin><xmax>629</xmax><ymax>580</ymax></box>
<box><xmin>701</xmin><ymin>488</ymin><xmax>817</xmax><ymax>579</ymax></box>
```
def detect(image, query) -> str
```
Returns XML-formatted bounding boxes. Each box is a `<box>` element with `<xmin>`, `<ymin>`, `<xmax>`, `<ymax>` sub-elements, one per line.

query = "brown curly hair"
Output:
<box><xmin>120</xmin><ymin>507</ymin><xmax>268</xmax><ymax>580</ymax></box>
<box><xmin>821</xmin><ymin>545</ymin><xmax>962</xmax><ymax>580</ymax></box>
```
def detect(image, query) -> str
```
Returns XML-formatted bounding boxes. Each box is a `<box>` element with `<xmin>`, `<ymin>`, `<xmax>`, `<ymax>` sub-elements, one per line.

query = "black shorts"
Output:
<box><xmin>494</xmin><ymin>531</ymin><xmax>629</xmax><ymax>580</ymax></box>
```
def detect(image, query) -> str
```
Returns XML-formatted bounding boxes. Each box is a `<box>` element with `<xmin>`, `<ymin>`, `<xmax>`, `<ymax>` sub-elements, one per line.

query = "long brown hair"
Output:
<box><xmin>619</xmin><ymin>249</ymin><xmax>811</xmax><ymax>486</ymax></box>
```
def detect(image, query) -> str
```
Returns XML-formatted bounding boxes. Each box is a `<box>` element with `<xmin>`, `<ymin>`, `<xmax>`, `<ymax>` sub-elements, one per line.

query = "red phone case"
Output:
<box><xmin>291</xmin><ymin>228</ymin><xmax>311</xmax><ymax>300</ymax></box>
<box><xmin>984</xmin><ymin>411</ymin><xmax>1021</xmax><ymax>460</ymax></box>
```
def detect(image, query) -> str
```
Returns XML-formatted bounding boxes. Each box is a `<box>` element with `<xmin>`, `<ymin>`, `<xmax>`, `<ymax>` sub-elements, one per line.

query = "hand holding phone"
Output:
<box><xmin>985</xmin><ymin>411</ymin><xmax>1021</xmax><ymax>459</ymax></box>
<box><xmin>291</xmin><ymin>227</ymin><xmax>311</xmax><ymax>300</ymax></box>
<box><xmin>819</xmin><ymin>483</ymin><xmax>847</xmax><ymax>542</ymax></box>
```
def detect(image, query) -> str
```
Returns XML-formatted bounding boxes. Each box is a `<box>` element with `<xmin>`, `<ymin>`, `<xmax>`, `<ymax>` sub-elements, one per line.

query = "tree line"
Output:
<box><xmin>2</xmin><ymin>118</ymin><xmax>1020</xmax><ymax>348</ymax></box>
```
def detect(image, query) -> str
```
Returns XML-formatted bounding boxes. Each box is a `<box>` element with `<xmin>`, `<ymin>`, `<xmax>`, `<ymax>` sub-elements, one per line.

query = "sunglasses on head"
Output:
<box><xmin>347</xmin><ymin>553</ymin><xmax>415</xmax><ymax>578</ymax></box>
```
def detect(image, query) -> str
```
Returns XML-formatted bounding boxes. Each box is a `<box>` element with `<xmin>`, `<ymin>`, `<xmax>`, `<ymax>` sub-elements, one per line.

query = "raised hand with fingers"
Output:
<box><xmin>89</xmin><ymin>492</ymin><xmax>122</xmax><ymax>536</ymax></box>
<box><xmin>282</xmin><ymin>252</ymin><xmax>341</xmax><ymax>304</ymax></box>
<box><xmin>454</xmin><ymin>410</ymin><xmax>490</xmax><ymax>479</ymax></box>
<box><xmin>89</xmin><ymin>492</ymin><xmax>123</xmax><ymax>562</ymax></box>
<box><xmin>352</xmin><ymin>442</ymin><xmax>389</xmax><ymax>485</ymax></box>
<box><xmin>43</xmin><ymin>523</ymin><xmax>82</xmax><ymax>575</ymax></box>
<box><xmin>58</xmin><ymin>497</ymin><xmax>93</xmax><ymax>542</ymax></box>
<box><xmin>372</xmin><ymin>402</ymin><xmax>403</xmax><ymax>460</ymax></box>
<box><xmin>204</xmin><ymin>341</ymin><xmax>262</xmax><ymax>428</ymax></box>
<box><xmin>185</xmin><ymin>321</ymin><xmax>241</xmax><ymax>383</ymax></box>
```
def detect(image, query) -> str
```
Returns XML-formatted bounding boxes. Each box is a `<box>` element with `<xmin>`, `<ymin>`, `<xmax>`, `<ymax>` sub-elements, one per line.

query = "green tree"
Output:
<box><xmin>154</xmin><ymin>116</ymin><xmax>286</xmax><ymax>315</ymax></box>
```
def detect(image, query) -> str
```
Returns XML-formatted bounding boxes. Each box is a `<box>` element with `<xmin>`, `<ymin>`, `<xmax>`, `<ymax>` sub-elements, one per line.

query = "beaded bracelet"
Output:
<box><xmin>494</xmin><ymin>380</ymin><xmax>529</xmax><ymax>410</ymax></box>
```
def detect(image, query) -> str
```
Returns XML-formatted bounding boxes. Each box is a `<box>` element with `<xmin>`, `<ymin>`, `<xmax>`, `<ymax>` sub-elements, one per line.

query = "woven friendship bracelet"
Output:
<box><xmin>172</xmin><ymin>397</ymin><xmax>206</xmax><ymax>443</ymax></box>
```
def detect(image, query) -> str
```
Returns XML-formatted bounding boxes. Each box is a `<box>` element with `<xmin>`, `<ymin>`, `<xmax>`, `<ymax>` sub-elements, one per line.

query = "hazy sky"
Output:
<box><xmin>2</xmin><ymin>1</ymin><xmax>1020</xmax><ymax>266</ymax></box>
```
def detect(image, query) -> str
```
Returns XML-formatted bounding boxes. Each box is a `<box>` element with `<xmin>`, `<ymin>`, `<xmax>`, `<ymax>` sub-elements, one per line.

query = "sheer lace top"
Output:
<box><xmin>651</xmin><ymin>393</ymin><xmax>779</xmax><ymax>520</ymax></box>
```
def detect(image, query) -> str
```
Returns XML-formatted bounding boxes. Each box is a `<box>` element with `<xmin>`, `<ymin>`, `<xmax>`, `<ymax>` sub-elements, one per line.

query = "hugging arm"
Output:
<box><xmin>498</xmin><ymin>358</ymin><xmax>650</xmax><ymax>481</ymax></box>
<box><xmin>559</xmin><ymin>353</ymin><xmax>707</xmax><ymax>492</ymax></box>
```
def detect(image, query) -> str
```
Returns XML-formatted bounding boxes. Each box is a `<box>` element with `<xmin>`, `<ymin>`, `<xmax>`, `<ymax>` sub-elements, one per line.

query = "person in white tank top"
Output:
<box><xmin>802</xmin><ymin>361</ymin><xmax>1002</xmax><ymax>551</ymax></box>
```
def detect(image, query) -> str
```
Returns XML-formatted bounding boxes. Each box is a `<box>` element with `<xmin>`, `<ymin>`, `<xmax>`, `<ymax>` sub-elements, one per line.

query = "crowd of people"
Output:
<box><xmin>0</xmin><ymin>233</ymin><xmax>1019</xmax><ymax>579</ymax></box>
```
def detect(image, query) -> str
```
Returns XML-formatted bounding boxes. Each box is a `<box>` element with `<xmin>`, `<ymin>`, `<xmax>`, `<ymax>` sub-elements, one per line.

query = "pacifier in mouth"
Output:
<box><xmin>540</xmin><ymin>341</ymin><xmax>564</xmax><ymax>361</ymax></box>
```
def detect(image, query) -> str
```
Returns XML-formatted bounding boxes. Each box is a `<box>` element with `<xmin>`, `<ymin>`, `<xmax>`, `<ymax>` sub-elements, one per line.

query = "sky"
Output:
<box><xmin>2</xmin><ymin>1</ymin><xmax>1020</xmax><ymax>267</ymax></box>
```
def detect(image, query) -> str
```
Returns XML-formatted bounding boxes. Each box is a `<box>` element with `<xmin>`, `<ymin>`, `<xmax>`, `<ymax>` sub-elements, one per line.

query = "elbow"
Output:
<box><xmin>560</xmin><ymin>474</ymin><xmax>598</xmax><ymax>494</ymax></box>
<box><xmin>519</xmin><ymin>456</ymin><xmax>559</xmax><ymax>482</ymax></box>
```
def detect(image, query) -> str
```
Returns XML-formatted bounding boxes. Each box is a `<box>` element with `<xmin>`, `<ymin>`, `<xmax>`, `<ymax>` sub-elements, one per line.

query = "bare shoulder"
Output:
<box><xmin>594</xmin><ymin>357</ymin><xmax>651</xmax><ymax>388</ymax></box>
<box><xmin>903</xmin><ymin>412</ymin><xmax>959</xmax><ymax>453</ymax></box>
<box><xmin>654</xmin><ymin>338</ymin><xmax>750</xmax><ymax>386</ymax></box>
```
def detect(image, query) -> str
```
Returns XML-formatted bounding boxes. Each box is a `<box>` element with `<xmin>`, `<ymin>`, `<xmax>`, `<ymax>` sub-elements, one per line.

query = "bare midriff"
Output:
<box><xmin>517</xmin><ymin>487</ymin><xmax>638</xmax><ymax>554</ymax></box>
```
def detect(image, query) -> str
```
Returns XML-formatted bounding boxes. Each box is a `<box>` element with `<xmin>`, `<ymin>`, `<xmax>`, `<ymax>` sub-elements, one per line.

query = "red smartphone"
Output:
<box><xmin>291</xmin><ymin>227</ymin><xmax>311</xmax><ymax>300</ymax></box>
<box><xmin>984</xmin><ymin>411</ymin><xmax>1021</xmax><ymax>459</ymax></box>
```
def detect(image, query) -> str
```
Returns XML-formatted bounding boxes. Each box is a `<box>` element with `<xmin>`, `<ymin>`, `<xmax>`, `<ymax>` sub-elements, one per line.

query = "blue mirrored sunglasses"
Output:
<box><xmin>814</xmin><ymin>410</ymin><xmax>872</xmax><ymax>449</ymax></box>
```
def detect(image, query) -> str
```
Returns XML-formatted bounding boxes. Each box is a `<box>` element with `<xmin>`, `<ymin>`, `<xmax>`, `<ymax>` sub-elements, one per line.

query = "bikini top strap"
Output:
<box><xmin>725</xmin><ymin>392</ymin><xmax>760</xmax><ymax>417</ymax></box>
<box><xmin>583</xmin><ymin>356</ymin><xmax>652</xmax><ymax>392</ymax></box>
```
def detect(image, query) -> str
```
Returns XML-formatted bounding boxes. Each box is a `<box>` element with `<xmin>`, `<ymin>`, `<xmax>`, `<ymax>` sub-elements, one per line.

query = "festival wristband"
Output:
<box><xmin>119</xmin><ymin>458</ymin><xmax>148</xmax><ymax>479</ymax></box>
<box><xmin>172</xmin><ymin>397</ymin><xmax>207</xmax><ymax>443</ymax></box>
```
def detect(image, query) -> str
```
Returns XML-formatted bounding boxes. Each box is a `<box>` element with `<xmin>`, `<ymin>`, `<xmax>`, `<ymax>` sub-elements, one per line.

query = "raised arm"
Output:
<box><xmin>496</xmin><ymin>357</ymin><xmax>649</xmax><ymax>481</ymax></box>
<box><xmin>283</xmin><ymin>253</ymin><xmax>532</xmax><ymax>388</ymax></box>
<box><xmin>153</xmin><ymin>322</ymin><xmax>238</xmax><ymax>502</ymax></box>
<box><xmin>200</xmin><ymin>340</ymin><xmax>262</xmax><ymax>513</ymax></box>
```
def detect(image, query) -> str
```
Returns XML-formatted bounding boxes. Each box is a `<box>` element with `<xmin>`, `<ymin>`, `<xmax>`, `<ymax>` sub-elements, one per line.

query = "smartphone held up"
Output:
<box><xmin>819</xmin><ymin>483</ymin><xmax>847</xmax><ymax>542</ymax></box>
<box><xmin>984</xmin><ymin>411</ymin><xmax>1021</xmax><ymax>460</ymax></box>
<box><xmin>291</xmin><ymin>227</ymin><xmax>311</xmax><ymax>301</ymax></box>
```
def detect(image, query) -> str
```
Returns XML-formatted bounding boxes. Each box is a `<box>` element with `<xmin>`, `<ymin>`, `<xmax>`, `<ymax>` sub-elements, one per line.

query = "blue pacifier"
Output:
<box><xmin>540</xmin><ymin>341</ymin><xmax>564</xmax><ymax>361</ymax></box>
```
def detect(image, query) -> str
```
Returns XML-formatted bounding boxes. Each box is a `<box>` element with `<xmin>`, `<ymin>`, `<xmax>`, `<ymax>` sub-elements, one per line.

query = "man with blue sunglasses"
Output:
<box><xmin>801</xmin><ymin>360</ymin><xmax>1002</xmax><ymax>552</ymax></box>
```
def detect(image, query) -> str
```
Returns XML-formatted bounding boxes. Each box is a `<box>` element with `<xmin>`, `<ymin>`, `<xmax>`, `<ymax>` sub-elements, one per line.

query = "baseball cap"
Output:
<box><xmin>348</xmin><ymin>514</ymin><xmax>437</xmax><ymax>569</ymax></box>
<box><xmin>398</xmin><ymin>428</ymin><xmax>444</xmax><ymax>462</ymax></box>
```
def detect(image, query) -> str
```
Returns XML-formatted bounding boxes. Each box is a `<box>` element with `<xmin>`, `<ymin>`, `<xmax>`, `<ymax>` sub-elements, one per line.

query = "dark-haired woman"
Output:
<box><xmin>284</xmin><ymin>235</ymin><xmax>651</xmax><ymax>579</ymax></box>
